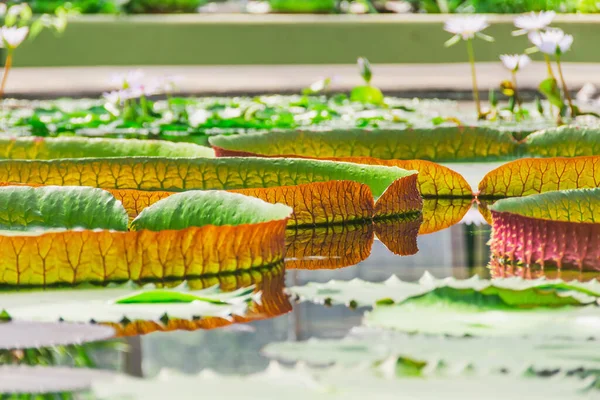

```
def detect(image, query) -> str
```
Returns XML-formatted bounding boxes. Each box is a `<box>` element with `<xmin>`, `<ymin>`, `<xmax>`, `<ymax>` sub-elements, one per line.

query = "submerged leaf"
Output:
<box><xmin>210</xmin><ymin>127</ymin><xmax>519</xmax><ymax>162</ymax></box>
<box><xmin>478</xmin><ymin>156</ymin><xmax>600</xmax><ymax>199</ymax></box>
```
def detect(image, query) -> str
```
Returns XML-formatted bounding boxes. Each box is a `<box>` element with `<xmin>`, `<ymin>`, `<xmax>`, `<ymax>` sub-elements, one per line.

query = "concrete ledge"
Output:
<box><xmin>9</xmin><ymin>14</ymin><xmax>600</xmax><ymax>67</ymax></box>
<box><xmin>5</xmin><ymin>62</ymin><xmax>597</xmax><ymax>98</ymax></box>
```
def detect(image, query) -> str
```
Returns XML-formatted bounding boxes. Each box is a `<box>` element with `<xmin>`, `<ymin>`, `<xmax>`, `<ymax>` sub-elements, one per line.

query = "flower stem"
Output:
<box><xmin>0</xmin><ymin>50</ymin><xmax>13</xmax><ymax>100</ymax></box>
<box><xmin>511</xmin><ymin>70</ymin><xmax>521</xmax><ymax>109</ymax></box>
<box><xmin>466</xmin><ymin>39</ymin><xmax>482</xmax><ymax>119</ymax></box>
<box><xmin>555</xmin><ymin>55</ymin><xmax>576</xmax><ymax>117</ymax></box>
<box><xmin>543</xmin><ymin>54</ymin><xmax>556</xmax><ymax>79</ymax></box>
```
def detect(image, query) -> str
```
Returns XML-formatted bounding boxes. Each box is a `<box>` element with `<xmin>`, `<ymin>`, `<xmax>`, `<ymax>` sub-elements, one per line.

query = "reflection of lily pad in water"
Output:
<box><xmin>108</xmin><ymin>263</ymin><xmax>291</xmax><ymax>337</ymax></box>
<box><xmin>285</xmin><ymin>224</ymin><xmax>374</xmax><ymax>270</ymax></box>
<box><xmin>420</xmin><ymin>198</ymin><xmax>472</xmax><ymax>234</ymax></box>
<box><xmin>0</xmin><ymin>264</ymin><xmax>292</xmax><ymax>338</ymax></box>
<box><xmin>489</xmin><ymin>189</ymin><xmax>600</xmax><ymax>272</ymax></box>
<box><xmin>285</xmin><ymin>217</ymin><xmax>422</xmax><ymax>270</ymax></box>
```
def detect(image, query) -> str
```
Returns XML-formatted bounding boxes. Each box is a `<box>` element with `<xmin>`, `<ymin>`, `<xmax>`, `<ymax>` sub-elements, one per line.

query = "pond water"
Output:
<box><xmin>136</xmin><ymin>220</ymin><xmax>491</xmax><ymax>377</ymax></box>
<box><xmin>86</xmin><ymin>163</ymin><xmax>508</xmax><ymax>376</ymax></box>
<box><xmin>6</xmin><ymin>159</ymin><xmax>597</xmax><ymax>397</ymax></box>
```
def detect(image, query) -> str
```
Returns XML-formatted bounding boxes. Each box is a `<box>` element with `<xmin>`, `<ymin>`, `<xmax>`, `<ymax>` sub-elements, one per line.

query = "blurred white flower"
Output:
<box><xmin>500</xmin><ymin>54</ymin><xmax>531</xmax><ymax>72</ymax></box>
<box><xmin>349</xmin><ymin>1</ymin><xmax>368</xmax><ymax>14</ymax></box>
<box><xmin>577</xmin><ymin>82</ymin><xmax>597</xmax><ymax>104</ymax></box>
<box><xmin>109</xmin><ymin>70</ymin><xmax>145</xmax><ymax>89</ymax></box>
<box><xmin>102</xmin><ymin>87</ymin><xmax>144</xmax><ymax>104</ymax></box>
<box><xmin>513</xmin><ymin>11</ymin><xmax>555</xmax><ymax>36</ymax></box>
<box><xmin>529</xmin><ymin>28</ymin><xmax>573</xmax><ymax>56</ymax></box>
<box><xmin>385</xmin><ymin>1</ymin><xmax>412</xmax><ymax>13</ymax></box>
<box><xmin>0</xmin><ymin>26</ymin><xmax>29</xmax><ymax>49</ymax></box>
<box><xmin>189</xmin><ymin>109</ymin><xmax>212</xmax><ymax>127</ymax></box>
<box><xmin>444</xmin><ymin>16</ymin><xmax>490</xmax><ymax>40</ymax></box>
<box><xmin>147</xmin><ymin>75</ymin><xmax>183</xmax><ymax>94</ymax></box>
<box><xmin>0</xmin><ymin>3</ymin><xmax>7</xmax><ymax>16</ymax></box>
<box><xmin>102</xmin><ymin>90</ymin><xmax>122</xmax><ymax>104</ymax></box>
<box><xmin>7</xmin><ymin>3</ymin><xmax>31</xmax><ymax>17</ymax></box>
<box><xmin>246</xmin><ymin>1</ymin><xmax>271</xmax><ymax>14</ymax></box>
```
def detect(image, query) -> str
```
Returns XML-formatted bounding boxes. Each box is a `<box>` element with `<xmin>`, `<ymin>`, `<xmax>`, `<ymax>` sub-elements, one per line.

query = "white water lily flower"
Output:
<box><xmin>102</xmin><ymin>87</ymin><xmax>144</xmax><ymax>104</ymax></box>
<box><xmin>529</xmin><ymin>28</ymin><xmax>573</xmax><ymax>56</ymax></box>
<box><xmin>0</xmin><ymin>26</ymin><xmax>29</xmax><ymax>49</ymax></box>
<box><xmin>109</xmin><ymin>70</ymin><xmax>145</xmax><ymax>89</ymax></box>
<box><xmin>500</xmin><ymin>54</ymin><xmax>531</xmax><ymax>72</ymax></box>
<box><xmin>102</xmin><ymin>90</ymin><xmax>122</xmax><ymax>104</ymax></box>
<box><xmin>513</xmin><ymin>11</ymin><xmax>555</xmax><ymax>36</ymax></box>
<box><xmin>444</xmin><ymin>16</ymin><xmax>493</xmax><ymax>47</ymax></box>
<box><xmin>444</xmin><ymin>16</ymin><xmax>490</xmax><ymax>40</ymax></box>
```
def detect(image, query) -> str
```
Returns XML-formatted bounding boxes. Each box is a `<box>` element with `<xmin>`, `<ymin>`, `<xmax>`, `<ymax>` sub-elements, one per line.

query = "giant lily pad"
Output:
<box><xmin>0</xmin><ymin>189</ymin><xmax>292</xmax><ymax>286</ymax></box>
<box><xmin>524</xmin><ymin>126</ymin><xmax>600</xmax><ymax>157</ymax></box>
<box><xmin>290</xmin><ymin>272</ymin><xmax>600</xmax><ymax>309</ymax></box>
<box><xmin>360</xmin><ymin>274</ymin><xmax>600</xmax><ymax>339</ymax></box>
<box><xmin>211</xmin><ymin>150</ymin><xmax>472</xmax><ymax>199</ymax></box>
<box><xmin>0</xmin><ymin>157</ymin><xmax>422</xmax><ymax>226</ymax></box>
<box><xmin>0</xmin><ymin>321</ymin><xmax>115</xmax><ymax>350</ymax></box>
<box><xmin>264</xmin><ymin>327</ymin><xmax>600</xmax><ymax>376</ymax></box>
<box><xmin>102</xmin><ymin>264</ymin><xmax>291</xmax><ymax>337</ymax></box>
<box><xmin>0</xmin><ymin>366</ymin><xmax>116</xmax><ymax>394</ymax></box>
<box><xmin>90</xmin><ymin>363</ymin><xmax>596</xmax><ymax>400</ymax></box>
<box><xmin>478</xmin><ymin>156</ymin><xmax>600</xmax><ymax>199</ymax></box>
<box><xmin>210</xmin><ymin>127</ymin><xmax>519</xmax><ymax>162</ymax></box>
<box><xmin>0</xmin><ymin>137</ymin><xmax>215</xmax><ymax>159</ymax></box>
<box><xmin>489</xmin><ymin>189</ymin><xmax>600</xmax><ymax>272</ymax></box>
<box><xmin>0</xmin><ymin>285</ymin><xmax>254</xmax><ymax>326</ymax></box>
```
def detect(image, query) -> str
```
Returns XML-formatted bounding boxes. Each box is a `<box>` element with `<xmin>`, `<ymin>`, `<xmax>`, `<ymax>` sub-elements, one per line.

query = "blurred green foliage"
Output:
<box><xmin>6</xmin><ymin>0</ymin><xmax>600</xmax><ymax>15</ymax></box>
<box><xmin>123</xmin><ymin>0</ymin><xmax>208</xmax><ymax>14</ymax></box>
<box><xmin>407</xmin><ymin>0</ymin><xmax>600</xmax><ymax>13</ymax></box>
